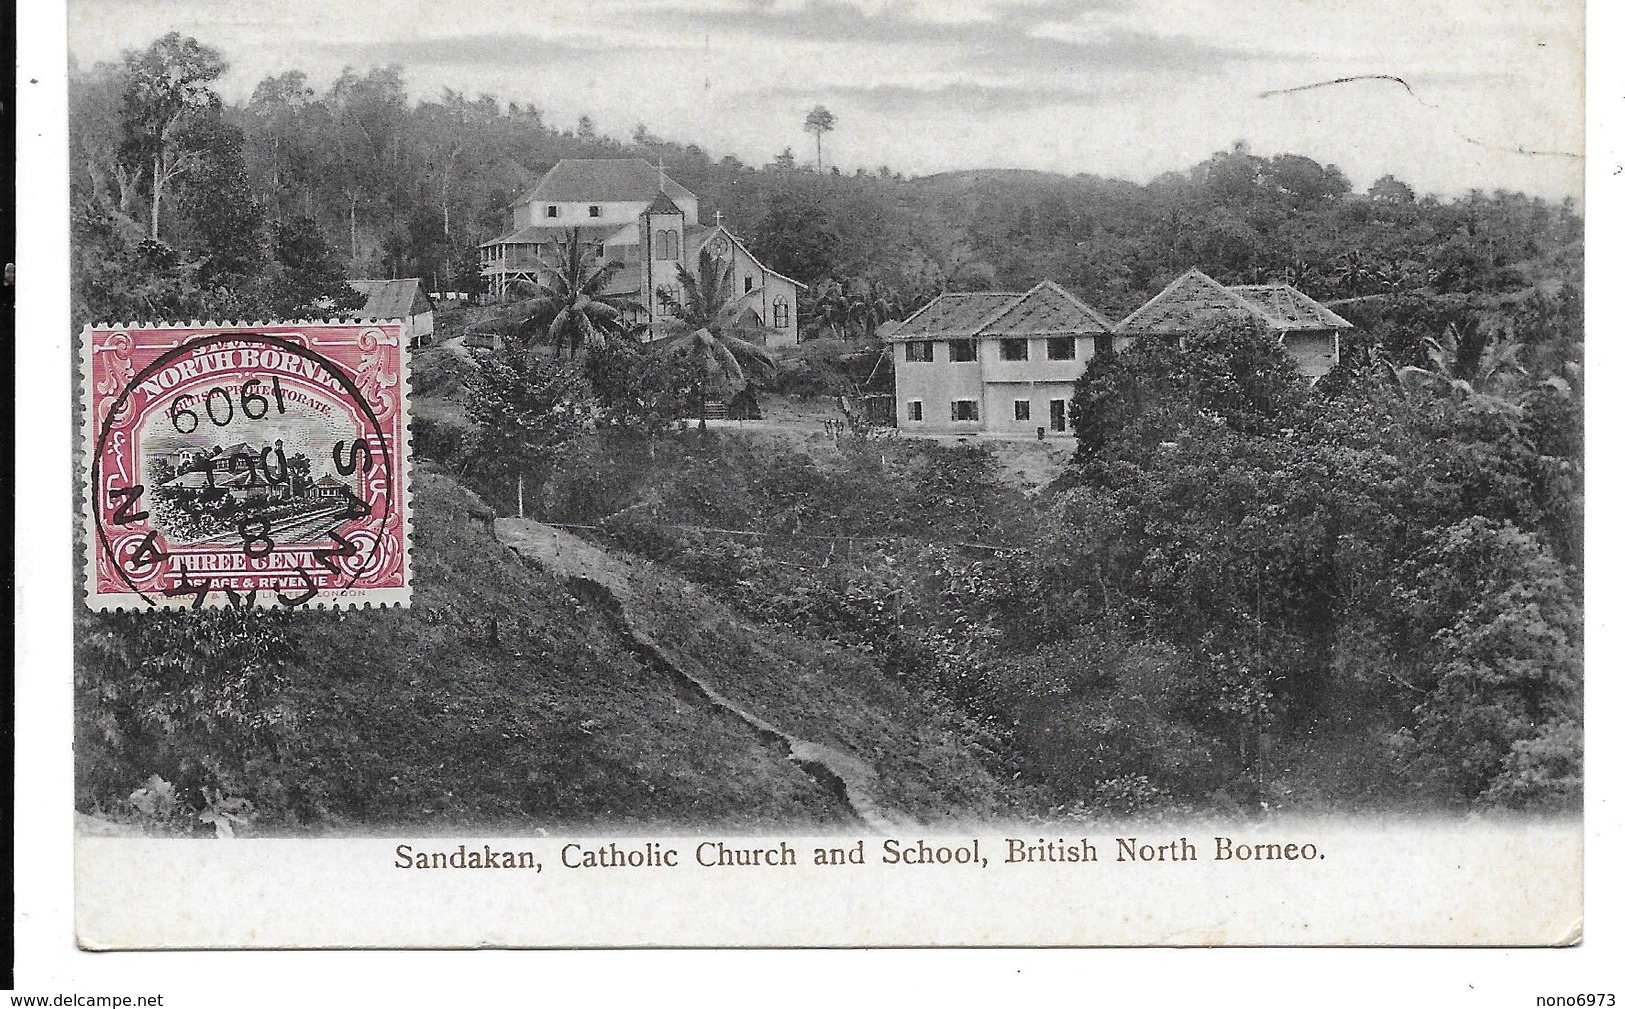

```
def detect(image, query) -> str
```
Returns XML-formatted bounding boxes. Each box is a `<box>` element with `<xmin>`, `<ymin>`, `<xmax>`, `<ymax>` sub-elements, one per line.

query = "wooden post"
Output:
<box><xmin>518</xmin><ymin>475</ymin><xmax>525</xmax><ymax>519</ymax></box>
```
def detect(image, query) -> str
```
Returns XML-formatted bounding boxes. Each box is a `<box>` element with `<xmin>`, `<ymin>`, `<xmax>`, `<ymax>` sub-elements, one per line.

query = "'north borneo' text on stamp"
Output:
<box><xmin>81</xmin><ymin>321</ymin><xmax>412</xmax><ymax>610</ymax></box>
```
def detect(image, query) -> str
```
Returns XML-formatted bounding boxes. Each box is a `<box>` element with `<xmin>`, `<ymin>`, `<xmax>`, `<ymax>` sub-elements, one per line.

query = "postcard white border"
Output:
<box><xmin>15</xmin><ymin>0</ymin><xmax>1625</xmax><ymax>1002</ymax></box>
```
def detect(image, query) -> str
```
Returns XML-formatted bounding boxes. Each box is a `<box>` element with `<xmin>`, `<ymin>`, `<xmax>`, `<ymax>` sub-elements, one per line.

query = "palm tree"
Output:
<box><xmin>511</xmin><ymin>228</ymin><xmax>633</xmax><ymax>356</ymax></box>
<box><xmin>812</xmin><ymin>280</ymin><xmax>852</xmax><ymax>341</ymax></box>
<box><xmin>1377</xmin><ymin>319</ymin><xmax>1527</xmax><ymax>425</ymax></box>
<box><xmin>653</xmin><ymin>250</ymin><xmax>775</xmax><ymax>427</ymax></box>
<box><xmin>803</xmin><ymin>105</ymin><xmax>836</xmax><ymax>173</ymax></box>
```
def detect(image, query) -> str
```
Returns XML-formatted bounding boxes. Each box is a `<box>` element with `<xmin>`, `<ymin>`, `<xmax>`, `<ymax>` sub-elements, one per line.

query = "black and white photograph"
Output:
<box><xmin>12</xmin><ymin>0</ymin><xmax>1615</xmax><ymax>985</ymax></box>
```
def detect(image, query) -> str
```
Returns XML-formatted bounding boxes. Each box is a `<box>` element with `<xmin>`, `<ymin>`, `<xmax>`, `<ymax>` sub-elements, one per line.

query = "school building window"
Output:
<box><xmin>948</xmin><ymin>339</ymin><xmax>977</xmax><ymax>362</ymax></box>
<box><xmin>1050</xmin><ymin>399</ymin><xmax>1068</xmax><ymax>431</ymax></box>
<box><xmin>1047</xmin><ymin>336</ymin><xmax>1076</xmax><ymax>360</ymax></box>
<box><xmin>906</xmin><ymin>400</ymin><xmax>923</xmax><ymax>422</ymax></box>
<box><xmin>546</xmin><ymin>205</ymin><xmax>558</xmax><ymax>218</ymax></box>
<box><xmin>588</xmin><ymin>205</ymin><xmax>602</xmax><ymax>218</ymax></box>
<box><xmin>951</xmin><ymin>400</ymin><xmax>980</xmax><ymax>422</ymax></box>
<box><xmin>1095</xmin><ymin>334</ymin><xmax>1116</xmax><ymax>356</ymax></box>
<box><xmin>1014</xmin><ymin>400</ymin><xmax>1030</xmax><ymax>422</ymax></box>
<box><xmin>904</xmin><ymin>341</ymin><xmax>934</xmax><ymax>362</ymax></box>
<box><xmin>773</xmin><ymin>297</ymin><xmax>791</xmax><ymax>328</ymax></box>
<box><xmin>1000</xmin><ymin>339</ymin><xmax>1028</xmax><ymax>361</ymax></box>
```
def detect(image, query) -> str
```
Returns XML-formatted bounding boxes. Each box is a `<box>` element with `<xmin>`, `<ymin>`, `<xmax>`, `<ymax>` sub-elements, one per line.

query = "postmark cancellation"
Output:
<box><xmin>79</xmin><ymin>320</ymin><xmax>412</xmax><ymax>610</ymax></box>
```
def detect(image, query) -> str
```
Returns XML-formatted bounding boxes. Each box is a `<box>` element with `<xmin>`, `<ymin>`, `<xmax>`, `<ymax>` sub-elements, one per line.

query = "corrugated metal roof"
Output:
<box><xmin>510</xmin><ymin>158</ymin><xmax>699</xmax><ymax>207</ymax></box>
<box><xmin>348</xmin><ymin>279</ymin><xmax>429</xmax><ymax>320</ymax></box>
<box><xmin>684</xmin><ymin>226</ymin><xmax>721</xmax><ymax>268</ymax></box>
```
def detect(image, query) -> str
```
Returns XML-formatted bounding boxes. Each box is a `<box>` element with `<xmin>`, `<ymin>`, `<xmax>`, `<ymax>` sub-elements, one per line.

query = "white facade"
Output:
<box><xmin>480</xmin><ymin>159</ymin><xmax>804</xmax><ymax>345</ymax></box>
<box><xmin>888</xmin><ymin>283</ymin><xmax>1114</xmax><ymax>435</ymax></box>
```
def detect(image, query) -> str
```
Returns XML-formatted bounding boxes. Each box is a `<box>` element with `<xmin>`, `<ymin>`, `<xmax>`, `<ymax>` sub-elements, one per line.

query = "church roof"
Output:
<box><xmin>348</xmin><ymin>278</ymin><xmax>429</xmax><ymax>320</ymax></box>
<box><xmin>684</xmin><ymin>226</ymin><xmax>808</xmax><ymax>289</ymax></box>
<box><xmin>1116</xmin><ymin>269</ymin><xmax>1351</xmax><ymax>335</ymax></box>
<box><xmin>679</xmin><ymin>227</ymin><xmax>718</xmax><ymax>258</ymax></box>
<box><xmin>683</xmin><ymin>226</ymin><xmax>721</xmax><ymax>267</ymax></box>
<box><xmin>976</xmin><ymin>280</ymin><xmax>1111</xmax><ymax>336</ymax></box>
<box><xmin>643</xmin><ymin>192</ymin><xmax>684</xmax><ymax>217</ymax></box>
<box><xmin>509</xmin><ymin>158</ymin><xmax>699</xmax><ymax>208</ymax></box>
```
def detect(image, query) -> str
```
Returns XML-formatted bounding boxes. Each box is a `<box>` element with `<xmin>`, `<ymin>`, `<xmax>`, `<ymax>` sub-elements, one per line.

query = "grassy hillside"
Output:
<box><xmin>76</xmin><ymin>464</ymin><xmax>1023</xmax><ymax>835</ymax></box>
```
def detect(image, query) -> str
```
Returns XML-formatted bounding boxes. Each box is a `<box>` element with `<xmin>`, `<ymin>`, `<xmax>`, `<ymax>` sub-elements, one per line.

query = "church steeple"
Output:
<box><xmin>643</xmin><ymin>190</ymin><xmax>685</xmax><ymax>220</ymax></box>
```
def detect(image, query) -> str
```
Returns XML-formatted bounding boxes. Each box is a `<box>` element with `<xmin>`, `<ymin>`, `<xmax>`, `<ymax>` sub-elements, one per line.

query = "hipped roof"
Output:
<box><xmin>885</xmin><ymin>282</ymin><xmax>1110</xmax><ymax>342</ymax></box>
<box><xmin>509</xmin><ymin>158</ymin><xmax>699</xmax><ymax>208</ymax></box>
<box><xmin>1114</xmin><ymin>269</ymin><xmax>1352</xmax><ymax>335</ymax></box>
<box><xmin>977</xmin><ymin>280</ymin><xmax>1112</xmax><ymax>336</ymax></box>
<box><xmin>886</xmin><ymin>292</ymin><xmax>1022</xmax><ymax>340</ymax></box>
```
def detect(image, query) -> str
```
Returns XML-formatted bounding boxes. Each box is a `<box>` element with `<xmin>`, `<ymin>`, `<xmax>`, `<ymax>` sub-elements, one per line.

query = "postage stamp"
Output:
<box><xmin>79</xmin><ymin>321</ymin><xmax>412</xmax><ymax>610</ymax></box>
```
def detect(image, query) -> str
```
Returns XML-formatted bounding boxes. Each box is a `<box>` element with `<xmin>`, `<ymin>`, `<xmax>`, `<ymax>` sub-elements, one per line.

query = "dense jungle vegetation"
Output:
<box><xmin>72</xmin><ymin>34</ymin><xmax>1582</xmax><ymax>834</ymax></box>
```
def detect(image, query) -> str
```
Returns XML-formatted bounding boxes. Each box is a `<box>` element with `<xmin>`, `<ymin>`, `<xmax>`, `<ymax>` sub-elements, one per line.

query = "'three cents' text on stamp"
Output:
<box><xmin>81</xmin><ymin>322</ymin><xmax>412</xmax><ymax>610</ymax></box>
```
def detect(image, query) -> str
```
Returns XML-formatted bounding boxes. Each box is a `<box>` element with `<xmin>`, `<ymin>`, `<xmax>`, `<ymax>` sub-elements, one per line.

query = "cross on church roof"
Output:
<box><xmin>713</xmin><ymin>210</ymin><xmax>724</xmax><ymax>226</ymax></box>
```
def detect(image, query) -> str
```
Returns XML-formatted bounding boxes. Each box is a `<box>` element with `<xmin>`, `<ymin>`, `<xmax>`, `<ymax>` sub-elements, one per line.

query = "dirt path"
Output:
<box><xmin>494</xmin><ymin>516</ymin><xmax>910</xmax><ymax>833</ymax></box>
<box><xmin>441</xmin><ymin>332</ymin><xmax>475</xmax><ymax>366</ymax></box>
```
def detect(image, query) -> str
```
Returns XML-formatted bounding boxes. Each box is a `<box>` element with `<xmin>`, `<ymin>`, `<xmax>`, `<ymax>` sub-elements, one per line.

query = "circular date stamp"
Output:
<box><xmin>80</xmin><ymin>322</ymin><xmax>412</xmax><ymax>610</ymax></box>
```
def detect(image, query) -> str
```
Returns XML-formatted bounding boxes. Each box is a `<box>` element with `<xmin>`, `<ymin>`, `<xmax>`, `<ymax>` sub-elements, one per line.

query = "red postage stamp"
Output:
<box><xmin>80</xmin><ymin>321</ymin><xmax>413</xmax><ymax>610</ymax></box>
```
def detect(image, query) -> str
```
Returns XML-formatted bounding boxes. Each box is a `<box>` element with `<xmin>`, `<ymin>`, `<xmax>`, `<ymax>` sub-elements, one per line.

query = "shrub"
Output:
<box><xmin>461</xmin><ymin>338</ymin><xmax>595</xmax><ymax>482</ymax></box>
<box><xmin>75</xmin><ymin>606</ymin><xmax>300</xmax><ymax>831</ymax></box>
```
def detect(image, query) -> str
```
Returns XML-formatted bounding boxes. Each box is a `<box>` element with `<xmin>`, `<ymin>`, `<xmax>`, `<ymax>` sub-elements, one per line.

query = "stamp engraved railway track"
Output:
<box><xmin>80</xmin><ymin>321</ymin><xmax>412</xmax><ymax>610</ymax></box>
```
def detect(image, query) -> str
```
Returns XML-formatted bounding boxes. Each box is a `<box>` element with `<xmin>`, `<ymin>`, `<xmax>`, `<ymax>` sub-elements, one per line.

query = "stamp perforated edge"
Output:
<box><xmin>77</xmin><ymin>319</ymin><xmax>415</xmax><ymax>612</ymax></box>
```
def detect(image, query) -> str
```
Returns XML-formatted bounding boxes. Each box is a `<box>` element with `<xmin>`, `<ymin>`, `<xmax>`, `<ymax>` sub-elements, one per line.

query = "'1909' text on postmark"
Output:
<box><xmin>81</xmin><ymin>321</ymin><xmax>412</xmax><ymax>610</ymax></box>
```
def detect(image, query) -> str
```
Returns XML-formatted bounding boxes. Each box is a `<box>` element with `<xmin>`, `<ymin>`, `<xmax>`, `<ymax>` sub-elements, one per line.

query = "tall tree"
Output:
<box><xmin>265</xmin><ymin>215</ymin><xmax>365</xmax><ymax>318</ymax></box>
<box><xmin>803</xmin><ymin>105</ymin><xmax>836</xmax><ymax>173</ymax></box>
<box><xmin>323</xmin><ymin>66</ymin><xmax>408</xmax><ymax>265</ymax></box>
<box><xmin>118</xmin><ymin>32</ymin><xmax>228</xmax><ymax>240</ymax></box>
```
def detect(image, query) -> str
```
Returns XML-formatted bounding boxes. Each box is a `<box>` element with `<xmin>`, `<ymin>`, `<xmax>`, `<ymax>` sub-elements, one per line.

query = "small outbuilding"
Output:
<box><xmin>349</xmin><ymin>278</ymin><xmax>435</xmax><ymax>346</ymax></box>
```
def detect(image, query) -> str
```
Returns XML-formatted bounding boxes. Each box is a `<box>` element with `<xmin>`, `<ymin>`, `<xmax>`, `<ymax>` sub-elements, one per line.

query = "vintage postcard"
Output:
<box><xmin>57</xmin><ymin>0</ymin><xmax>1585</xmax><ymax>952</ymax></box>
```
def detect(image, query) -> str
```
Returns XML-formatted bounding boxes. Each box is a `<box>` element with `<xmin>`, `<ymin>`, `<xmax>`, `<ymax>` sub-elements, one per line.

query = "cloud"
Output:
<box><xmin>310</xmin><ymin>33</ymin><xmax>697</xmax><ymax>67</ymax></box>
<box><xmin>642</xmin><ymin>0</ymin><xmax>1289</xmax><ymax>79</ymax></box>
<box><xmin>760</xmin><ymin>80</ymin><xmax>1100</xmax><ymax>114</ymax></box>
<box><xmin>962</xmin><ymin>30</ymin><xmax>1277</xmax><ymax>75</ymax></box>
<box><xmin>992</xmin><ymin>0</ymin><xmax>1129</xmax><ymax>27</ymax></box>
<box><xmin>650</xmin><ymin>0</ymin><xmax>980</xmax><ymax>47</ymax></box>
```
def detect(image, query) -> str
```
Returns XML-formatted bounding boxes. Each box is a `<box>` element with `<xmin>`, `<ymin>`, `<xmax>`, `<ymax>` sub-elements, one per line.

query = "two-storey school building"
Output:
<box><xmin>887</xmin><ymin>270</ymin><xmax>1351</xmax><ymax>435</ymax></box>
<box><xmin>885</xmin><ymin>281</ymin><xmax>1114</xmax><ymax>435</ymax></box>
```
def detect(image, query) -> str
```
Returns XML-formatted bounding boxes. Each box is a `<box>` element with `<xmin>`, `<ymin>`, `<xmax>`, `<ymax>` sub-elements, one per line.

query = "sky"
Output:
<box><xmin>66</xmin><ymin>0</ymin><xmax>1584</xmax><ymax>201</ymax></box>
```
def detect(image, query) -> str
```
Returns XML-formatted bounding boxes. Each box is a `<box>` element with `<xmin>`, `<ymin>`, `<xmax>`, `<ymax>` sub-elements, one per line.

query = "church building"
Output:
<box><xmin>480</xmin><ymin>158</ymin><xmax>804</xmax><ymax>346</ymax></box>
